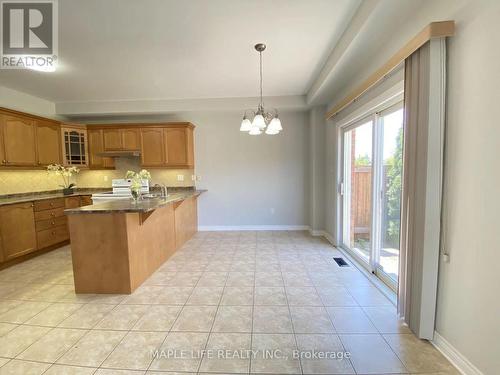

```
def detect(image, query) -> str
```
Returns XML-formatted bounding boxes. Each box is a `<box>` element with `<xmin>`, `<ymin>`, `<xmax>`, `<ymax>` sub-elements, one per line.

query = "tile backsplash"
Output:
<box><xmin>77</xmin><ymin>157</ymin><xmax>194</xmax><ymax>189</ymax></box>
<box><xmin>0</xmin><ymin>157</ymin><xmax>194</xmax><ymax>195</ymax></box>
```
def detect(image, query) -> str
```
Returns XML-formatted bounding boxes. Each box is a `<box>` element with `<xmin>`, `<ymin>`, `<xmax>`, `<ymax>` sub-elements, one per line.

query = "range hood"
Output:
<box><xmin>96</xmin><ymin>150</ymin><xmax>141</xmax><ymax>157</ymax></box>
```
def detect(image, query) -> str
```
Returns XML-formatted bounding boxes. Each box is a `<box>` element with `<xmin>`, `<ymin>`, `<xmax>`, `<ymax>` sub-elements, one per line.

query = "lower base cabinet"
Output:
<box><xmin>0</xmin><ymin>194</ymin><xmax>93</xmax><ymax>265</ymax></box>
<box><xmin>0</xmin><ymin>202</ymin><xmax>37</xmax><ymax>262</ymax></box>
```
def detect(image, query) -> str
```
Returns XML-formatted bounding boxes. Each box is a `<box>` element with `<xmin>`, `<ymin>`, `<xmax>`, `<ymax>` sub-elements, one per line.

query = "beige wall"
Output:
<box><xmin>0</xmin><ymin>170</ymin><xmax>71</xmax><ymax>194</ymax></box>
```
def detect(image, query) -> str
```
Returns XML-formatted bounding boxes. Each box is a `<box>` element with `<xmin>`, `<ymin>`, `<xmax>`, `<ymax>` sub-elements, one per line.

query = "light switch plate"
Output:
<box><xmin>177</xmin><ymin>175</ymin><xmax>184</xmax><ymax>181</ymax></box>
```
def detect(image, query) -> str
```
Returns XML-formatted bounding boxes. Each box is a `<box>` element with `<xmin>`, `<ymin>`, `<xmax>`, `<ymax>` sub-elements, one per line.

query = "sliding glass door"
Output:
<box><xmin>340</xmin><ymin>103</ymin><xmax>404</xmax><ymax>290</ymax></box>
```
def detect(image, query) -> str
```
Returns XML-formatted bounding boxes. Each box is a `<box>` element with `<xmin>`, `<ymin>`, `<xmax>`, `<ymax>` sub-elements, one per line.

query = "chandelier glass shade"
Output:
<box><xmin>240</xmin><ymin>43</ymin><xmax>282</xmax><ymax>135</ymax></box>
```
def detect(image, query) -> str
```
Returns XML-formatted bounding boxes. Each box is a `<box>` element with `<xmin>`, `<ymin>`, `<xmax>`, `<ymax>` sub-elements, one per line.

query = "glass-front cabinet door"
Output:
<box><xmin>340</xmin><ymin>103</ymin><xmax>404</xmax><ymax>291</ymax></box>
<box><xmin>61</xmin><ymin>125</ymin><xmax>88</xmax><ymax>167</ymax></box>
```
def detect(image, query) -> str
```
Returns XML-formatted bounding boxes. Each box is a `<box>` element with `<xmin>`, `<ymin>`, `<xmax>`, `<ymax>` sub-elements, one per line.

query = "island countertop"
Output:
<box><xmin>64</xmin><ymin>189</ymin><xmax>206</xmax><ymax>214</ymax></box>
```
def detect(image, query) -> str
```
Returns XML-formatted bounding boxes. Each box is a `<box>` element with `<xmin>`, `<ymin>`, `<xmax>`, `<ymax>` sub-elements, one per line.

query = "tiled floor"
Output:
<box><xmin>0</xmin><ymin>231</ymin><xmax>458</xmax><ymax>374</ymax></box>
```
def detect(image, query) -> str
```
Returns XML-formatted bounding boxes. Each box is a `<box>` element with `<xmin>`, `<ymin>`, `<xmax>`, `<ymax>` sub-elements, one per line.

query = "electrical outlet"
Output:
<box><xmin>177</xmin><ymin>174</ymin><xmax>184</xmax><ymax>181</ymax></box>
<box><xmin>103</xmin><ymin>175</ymin><xmax>108</xmax><ymax>182</ymax></box>
<box><xmin>191</xmin><ymin>175</ymin><xmax>196</xmax><ymax>181</ymax></box>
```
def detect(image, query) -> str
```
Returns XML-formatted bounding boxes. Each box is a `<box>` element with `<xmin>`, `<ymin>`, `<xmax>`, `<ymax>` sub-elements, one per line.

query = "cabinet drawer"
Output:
<box><xmin>36</xmin><ymin>224</ymin><xmax>69</xmax><ymax>249</ymax></box>
<box><xmin>35</xmin><ymin>216</ymin><xmax>67</xmax><ymax>232</ymax></box>
<box><xmin>34</xmin><ymin>207</ymin><xmax>65</xmax><ymax>221</ymax></box>
<box><xmin>34</xmin><ymin>198</ymin><xmax>64</xmax><ymax>211</ymax></box>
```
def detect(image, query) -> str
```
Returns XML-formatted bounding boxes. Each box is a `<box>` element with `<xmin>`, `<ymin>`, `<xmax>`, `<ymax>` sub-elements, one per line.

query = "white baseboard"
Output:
<box><xmin>431</xmin><ymin>331</ymin><xmax>483</xmax><ymax>375</ymax></box>
<box><xmin>198</xmin><ymin>225</ymin><xmax>309</xmax><ymax>231</ymax></box>
<box><xmin>309</xmin><ymin>229</ymin><xmax>326</xmax><ymax>237</ymax></box>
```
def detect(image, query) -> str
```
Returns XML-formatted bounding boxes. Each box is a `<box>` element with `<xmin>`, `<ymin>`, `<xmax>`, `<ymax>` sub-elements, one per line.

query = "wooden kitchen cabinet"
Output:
<box><xmin>35</xmin><ymin>119</ymin><xmax>62</xmax><ymax>166</ymax></box>
<box><xmin>88</xmin><ymin>128</ymin><xmax>114</xmax><ymax>169</ymax></box>
<box><xmin>140</xmin><ymin>128</ymin><xmax>165</xmax><ymax>167</ymax></box>
<box><xmin>164</xmin><ymin>127</ymin><xmax>194</xmax><ymax>167</ymax></box>
<box><xmin>0</xmin><ymin>113</ymin><xmax>37</xmax><ymax>167</ymax></box>
<box><xmin>103</xmin><ymin>128</ymin><xmax>140</xmax><ymax>151</ymax></box>
<box><xmin>0</xmin><ymin>202</ymin><xmax>37</xmax><ymax>261</ymax></box>
<box><xmin>140</xmin><ymin>124</ymin><xmax>194</xmax><ymax>168</ymax></box>
<box><xmin>61</xmin><ymin>125</ymin><xmax>88</xmax><ymax>167</ymax></box>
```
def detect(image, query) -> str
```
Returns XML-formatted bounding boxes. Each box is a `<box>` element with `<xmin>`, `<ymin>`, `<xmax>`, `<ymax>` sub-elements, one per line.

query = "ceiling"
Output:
<box><xmin>0</xmin><ymin>0</ymin><xmax>361</xmax><ymax>104</ymax></box>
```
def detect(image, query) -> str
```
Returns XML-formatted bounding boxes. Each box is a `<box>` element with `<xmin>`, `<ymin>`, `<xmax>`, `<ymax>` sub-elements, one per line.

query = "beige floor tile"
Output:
<box><xmin>0</xmin><ymin>325</ymin><xmax>51</xmax><ymax>358</ymax></box>
<box><xmin>255</xmin><ymin>272</ymin><xmax>284</xmax><ymax>287</ymax></box>
<box><xmin>317</xmin><ymin>287</ymin><xmax>358</xmax><ymax>307</ymax></box>
<box><xmin>87</xmin><ymin>294</ymin><xmax>127</xmax><ymax>305</ymax></box>
<box><xmin>95</xmin><ymin>369</ymin><xmax>145</xmax><ymax>375</ymax></box>
<box><xmin>199</xmin><ymin>332</ymin><xmax>251</xmax><ymax>373</ymax></box>
<box><xmin>132</xmin><ymin>305</ymin><xmax>181</xmax><ymax>331</ymax></box>
<box><xmin>197</xmin><ymin>272</ymin><xmax>228</xmax><ymax>287</ymax></box>
<box><xmin>0</xmin><ymin>301</ymin><xmax>51</xmax><ymax>323</ymax></box>
<box><xmin>340</xmin><ymin>334</ymin><xmax>407</xmax><ymax>374</ymax></box>
<box><xmin>121</xmin><ymin>286</ymin><xmax>164</xmax><ymax>305</ymax></box>
<box><xmin>253</xmin><ymin>306</ymin><xmax>293</xmax><ymax>333</ymax></box>
<box><xmin>171</xmin><ymin>305</ymin><xmax>217</xmax><ymax>332</ymax></box>
<box><xmin>362</xmin><ymin>306</ymin><xmax>411</xmax><ymax>334</ymax></box>
<box><xmin>251</xmin><ymin>333</ymin><xmax>301</xmax><ymax>374</ymax></box>
<box><xmin>254</xmin><ymin>287</ymin><xmax>287</xmax><ymax>305</ymax></box>
<box><xmin>102</xmin><ymin>331</ymin><xmax>166</xmax><ymax>370</ymax></box>
<box><xmin>226</xmin><ymin>272</ymin><xmax>255</xmax><ymax>287</ymax></box>
<box><xmin>58</xmin><ymin>303</ymin><xmax>116</xmax><ymax>329</ymax></box>
<box><xmin>286</xmin><ymin>287</ymin><xmax>322</xmax><ymax>306</ymax></box>
<box><xmin>25</xmin><ymin>303</ymin><xmax>83</xmax><ymax>327</ymax></box>
<box><xmin>347</xmin><ymin>286</ymin><xmax>392</xmax><ymax>306</ymax></box>
<box><xmin>0</xmin><ymin>358</ymin><xmax>8</xmax><ymax>367</ymax></box>
<box><xmin>221</xmin><ymin>286</ymin><xmax>254</xmax><ymax>305</ymax></box>
<box><xmin>384</xmin><ymin>334</ymin><xmax>456</xmax><ymax>373</ymax></box>
<box><xmin>96</xmin><ymin>305</ymin><xmax>149</xmax><ymax>330</ymax></box>
<box><xmin>282</xmin><ymin>272</ymin><xmax>314</xmax><ymax>287</ymax></box>
<box><xmin>0</xmin><ymin>301</ymin><xmax>22</xmax><ymax>315</ymax></box>
<box><xmin>290</xmin><ymin>306</ymin><xmax>335</xmax><ymax>334</ymax></box>
<box><xmin>0</xmin><ymin>359</ymin><xmax>50</xmax><ymax>375</ymax></box>
<box><xmin>43</xmin><ymin>364</ymin><xmax>97</xmax><ymax>375</ymax></box>
<box><xmin>186</xmin><ymin>286</ymin><xmax>224</xmax><ymax>305</ymax></box>
<box><xmin>295</xmin><ymin>334</ymin><xmax>355</xmax><ymax>374</ymax></box>
<box><xmin>212</xmin><ymin>305</ymin><xmax>252</xmax><ymax>333</ymax></box>
<box><xmin>57</xmin><ymin>330</ymin><xmax>126</xmax><ymax>367</ymax></box>
<box><xmin>168</xmin><ymin>272</ymin><xmax>202</xmax><ymax>286</ymax></box>
<box><xmin>0</xmin><ymin>323</ymin><xmax>17</xmax><ymax>337</ymax></box>
<box><xmin>327</xmin><ymin>307</ymin><xmax>378</xmax><ymax>334</ymax></box>
<box><xmin>155</xmin><ymin>287</ymin><xmax>193</xmax><ymax>305</ymax></box>
<box><xmin>149</xmin><ymin>331</ymin><xmax>209</xmax><ymax>372</ymax></box>
<box><xmin>17</xmin><ymin>328</ymin><xmax>87</xmax><ymax>363</ymax></box>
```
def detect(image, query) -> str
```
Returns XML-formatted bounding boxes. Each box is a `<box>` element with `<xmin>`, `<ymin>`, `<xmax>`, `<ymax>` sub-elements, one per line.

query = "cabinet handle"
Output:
<box><xmin>50</xmin><ymin>203</ymin><xmax>54</xmax><ymax>206</ymax></box>
<box><xmin>51</xmin><ymin>231</ymin><xmax>56</xmax><ymax>235</ymax></box>
<box><xmin>50</xmin><ymin>212</ymin><xmax>55</xmax><ymax>216</ymax></box>
<box><xmin>51</xmin><ymin>221</ymin><xmax>55</xmax><ymax>225</ymax></box>
<box><xmin>1</xmin><ymin>160</ymin><xmax>5</xmax><ymax>164</ymax></box>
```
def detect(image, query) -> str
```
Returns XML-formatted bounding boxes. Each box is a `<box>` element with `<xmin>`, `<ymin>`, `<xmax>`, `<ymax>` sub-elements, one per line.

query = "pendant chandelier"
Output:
<box><xmin>240</xmin><ymin>43</ymin><xmax>282</xmax><ymax>135</ymax></box>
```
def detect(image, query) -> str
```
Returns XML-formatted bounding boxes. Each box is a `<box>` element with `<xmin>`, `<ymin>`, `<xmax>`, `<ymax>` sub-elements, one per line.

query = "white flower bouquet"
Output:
<box><xmin>47</xmin><ymin>164</ymin><xmax>80</xmax><ymax>195</ymax></box>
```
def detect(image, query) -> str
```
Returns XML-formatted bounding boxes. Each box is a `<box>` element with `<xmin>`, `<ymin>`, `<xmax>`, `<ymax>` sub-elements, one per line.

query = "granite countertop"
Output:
<box><xmin>0</xmin><ymin>189</ymin><xmax>111</xmax><ymax>206</ymax></box>
<box><xmin>64</xmin><ymin>190</ymin><xmax>206</xmax><ymax>214</ymax></box>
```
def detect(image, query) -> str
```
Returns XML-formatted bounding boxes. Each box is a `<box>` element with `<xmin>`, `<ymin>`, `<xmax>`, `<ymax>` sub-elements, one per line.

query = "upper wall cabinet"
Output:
<box><xmin>164</xmin><ymin>126</ymin><xmax>194</xmax><ymax>168</ymax></box>
<box><xmin>0</xmin><ymin>109</ymin><xmax>63</xmax><ymax>168</ymax></box>
<box><xmin>140</xmin><ymin>124</ymin><xmax>194</xmax><ymax>168</ymax></box>
<box><xmin>88</xmin><ymin>128</ymin><xmax>114</xmax><ymax>169</ymax></box>
<box><xmin>61</xmin><ymin>124</ymin><xmax>88</xmax><ymax>167</ymax></box>
<box><xmin>140</xmin><ymin>128</ymin><xmax>164</xmax><ymax>167</ymax></box>
<box><xmin>103</xmin><ymin>128</ymin><xmax>140</xmax><ymax>151</ymax></box>
<box><xmin>35</xmin><ymin>119</ymin><xmax>62</xmax><ymax>166</ymax></box>
<box><xmin>0</xmin><ymin>113</ymin><xmax>37</xmax><ymax>167</ymax></box>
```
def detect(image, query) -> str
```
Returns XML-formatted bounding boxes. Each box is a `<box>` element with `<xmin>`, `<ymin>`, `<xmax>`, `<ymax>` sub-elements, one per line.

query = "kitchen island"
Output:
<box><xmin>65</xmin><ymin>190</ymin><xmax>205</xmax><ymax>294</ymax></box>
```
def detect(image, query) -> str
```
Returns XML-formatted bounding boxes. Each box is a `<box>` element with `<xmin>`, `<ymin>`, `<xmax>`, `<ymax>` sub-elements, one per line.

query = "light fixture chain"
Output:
<box><xmin>259</xmin><ymin>50</ymin><xmax>263</xmax><ymax>108</ymax></box>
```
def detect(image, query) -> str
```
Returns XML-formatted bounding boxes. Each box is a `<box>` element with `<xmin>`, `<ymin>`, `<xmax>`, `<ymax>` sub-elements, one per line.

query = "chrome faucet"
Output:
<box><xmin>153</xmin><ymin>183</ymin><xmax>168</xmax><ymax>198</ymax></box>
